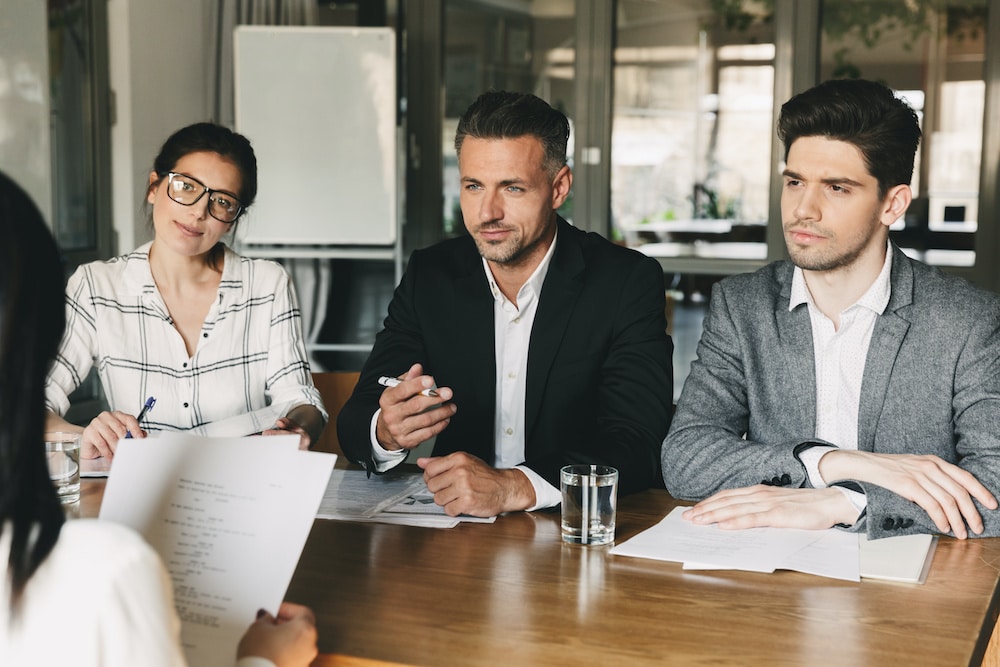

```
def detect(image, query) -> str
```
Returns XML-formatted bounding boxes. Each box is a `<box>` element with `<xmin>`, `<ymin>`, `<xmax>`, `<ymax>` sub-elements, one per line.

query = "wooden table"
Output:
<box><xmin>80</xmin><ymin>479</ymin><xmax>1000</xmax><ymax>666</ymax></box>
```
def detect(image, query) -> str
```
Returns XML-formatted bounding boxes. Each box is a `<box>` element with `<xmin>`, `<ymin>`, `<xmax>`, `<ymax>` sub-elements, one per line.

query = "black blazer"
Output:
<box><xmin>337</xmin><ymin>219</ymin><xmax>674</xmax><ymax>494</ymax></box>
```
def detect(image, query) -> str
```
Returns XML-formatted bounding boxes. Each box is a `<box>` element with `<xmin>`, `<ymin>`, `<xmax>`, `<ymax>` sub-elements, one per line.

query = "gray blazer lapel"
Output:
<box><xmin>774</xmin><ymin>265</ymin><xmax>819</xmax><ymax>435</ymax></box>
<box><xmin>857</xmin><ymin>250</ymin><xmax>913</xmax><ymax>451</ymax></box>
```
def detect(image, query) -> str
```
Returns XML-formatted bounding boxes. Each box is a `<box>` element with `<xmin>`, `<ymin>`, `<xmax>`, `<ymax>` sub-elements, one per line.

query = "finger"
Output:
<box><xmin>276</xmin><ymin>601</ymin><xmax>315</xmax><ymax>624</ymax></box>
<box><xmin>942</xmin><ymin>465</ymin><xmax>998</xmax><ymax>509</ymax></box>
<box><xmin>903</xmin><ymin>480</ymin><xmax>962</xmax><ymax>536</ymax></box>
<box><xmin>916</xmin><ymin>468</ymin><xmax>983</xmax><ymax>537</ymax></box>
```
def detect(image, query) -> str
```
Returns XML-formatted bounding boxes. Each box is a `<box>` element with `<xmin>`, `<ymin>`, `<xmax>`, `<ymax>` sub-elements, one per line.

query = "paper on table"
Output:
<box><xmin>316</xmin><ymin>469</ymin><xmax>496</xmax><ymax>527</ymax></box>
<box><xmin>80</xmin><ymin>456</ymin><xmax>112</xmax><ymax>477</ymax></box>
<box><xmin>99</xmin><ymin>432</ymin><xmax>334</xmax><ymax>667</ymax></box>
<box><xmin>612</xmin><ymin>507</ymin><xmax>936</xmax><ymax>583</ymax></box>
<box><xmin>610</xmin><ymin>507</ymin><xmax>830</xmax><ymax>574</ymax></box>
<box><xmin>185</xmin><ymin>402</ymin><xmax>294</xmax><ymax>437</ymax></box>
<box><xmin>80</xmin><ymin>405</ymin><xmax>296</xmax><ymax>478</ymax></box>
<box><xmin>860</xmin><ymin>533</ymin><xmax>936</xmax><ymax>583</ymax></box>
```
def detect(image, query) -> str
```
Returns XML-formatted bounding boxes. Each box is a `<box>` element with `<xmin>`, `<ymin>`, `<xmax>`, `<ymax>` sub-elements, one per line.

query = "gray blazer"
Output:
<box><xmin>662</xmin><ymin>245</ymin><xmax>1000</xmax><ymax>539</ymax></box>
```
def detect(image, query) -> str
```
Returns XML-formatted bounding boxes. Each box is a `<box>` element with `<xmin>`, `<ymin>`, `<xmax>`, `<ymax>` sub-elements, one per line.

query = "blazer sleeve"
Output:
<box><xmin>662</xmin><ymin>280</ymin><xmax>815</xmax><ymax>500</ymax></box>
<box><xmin>336</xmin><ymin>250</ymin><xmax>429</xmax><ymax>471</ymax></box>
<box><xmin>860</xmin><ymin>302</ymin><xmax>1000</xmax><ymax>539</ymax></box>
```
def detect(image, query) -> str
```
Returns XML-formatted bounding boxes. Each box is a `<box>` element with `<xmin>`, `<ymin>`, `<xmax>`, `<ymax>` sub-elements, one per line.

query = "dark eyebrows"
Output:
<box><xmin>781</xmin><ymin>169</ymin><xmax>865</xmax><ymax>188</ymax></box>
<box><xmin>461</xmin><ymin>176</ymin><xmax>527</xmax><ymax>188</ymax></box>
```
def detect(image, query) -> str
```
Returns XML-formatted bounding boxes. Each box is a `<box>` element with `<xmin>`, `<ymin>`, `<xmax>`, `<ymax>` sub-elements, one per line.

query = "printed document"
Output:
<box><xmin>611</xmin><ymin>506</ymin><xmax>934</xmax><ymax>583</ymax></box>
<box><xmin>99</xmin><ymin>433</ymin><xmax>335</xmax><ymax>667</ymax></box>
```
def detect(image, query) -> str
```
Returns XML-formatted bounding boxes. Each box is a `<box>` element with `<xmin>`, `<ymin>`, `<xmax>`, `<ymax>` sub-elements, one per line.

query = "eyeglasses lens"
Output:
<box><xmin>166</xmin><ymin>173</ymin><xmax>241</xmax><ymax>223</ymax></box>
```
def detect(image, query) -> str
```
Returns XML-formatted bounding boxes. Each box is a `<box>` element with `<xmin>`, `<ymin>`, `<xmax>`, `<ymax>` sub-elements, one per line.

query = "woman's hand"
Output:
<box><xmin>237</xmin><ymin>602</ymin><xmax>318</xmax><ymax>667</ymax></box>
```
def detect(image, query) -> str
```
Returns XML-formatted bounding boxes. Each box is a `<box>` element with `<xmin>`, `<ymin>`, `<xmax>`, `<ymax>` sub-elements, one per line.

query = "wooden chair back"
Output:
<box><xmin>311</xmin><ymin>371</ymin><xmax>360</xmax><ymax>465</ymax></box>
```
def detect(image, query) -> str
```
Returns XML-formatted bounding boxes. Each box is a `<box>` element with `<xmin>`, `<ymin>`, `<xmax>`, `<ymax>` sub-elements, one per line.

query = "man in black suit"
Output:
<box><xmin>338</xmin><ymin>91</ymin><xmax>673</xmax><ymax>517</ymax></box>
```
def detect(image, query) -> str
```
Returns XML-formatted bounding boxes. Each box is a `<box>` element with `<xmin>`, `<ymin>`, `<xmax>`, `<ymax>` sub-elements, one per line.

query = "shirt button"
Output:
<box><xmin>507</xmin><ymin>372</ymin><xmax>516</xmax><ymax>380</ymax></box>
<box><xmin>202</xmin><ymin>332</ymin><xmax>208</xmax><ymax>338</ymax></box>
<box><xmin>183</xmin><ymin>402</ymin><xmax>190</xmax><ymax>408</ymax></box>
<box><xmin>182</xmin><ymin>362</ymin><xmax>188</xmax><ymax>368</ymax></box>
<box><xmin>505</xmin><ymin>427</ymin><xmax>514</xmax><ymax>436</ymax></box>
<box><xmin>512</xmin><ymin>317</ymin><xmax>521</xmax><ymax>324</ymax></box>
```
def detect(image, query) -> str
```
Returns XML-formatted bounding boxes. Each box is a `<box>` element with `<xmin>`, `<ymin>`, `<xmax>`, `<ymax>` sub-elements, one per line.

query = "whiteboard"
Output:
<box><xmin>234</xmin><ymin>26</ymin><xmax>396</xmax><ymax>245</ymax></box>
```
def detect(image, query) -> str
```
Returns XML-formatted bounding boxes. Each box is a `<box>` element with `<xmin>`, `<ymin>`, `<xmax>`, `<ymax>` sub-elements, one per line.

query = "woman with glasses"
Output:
<box><xmin>44</xmin><ymin>122</ymin><xmax>327</xmax><ymax>459</ymax></box>
<box><xmin>0</xmin><ymin>169</ymin><xmax>318</xmax><ymax>666</ymax></box>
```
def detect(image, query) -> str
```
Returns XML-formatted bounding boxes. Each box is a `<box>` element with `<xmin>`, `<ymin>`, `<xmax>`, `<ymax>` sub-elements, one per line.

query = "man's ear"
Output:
<box><xmin>880</xmin><ymin>184</ymin><xmax>912</xmax><ymax>228</ymax></box>
<box><xmin>551</xmin><ymin>165</ymin><xmax>572</xmax><ymax>210</ymax></box>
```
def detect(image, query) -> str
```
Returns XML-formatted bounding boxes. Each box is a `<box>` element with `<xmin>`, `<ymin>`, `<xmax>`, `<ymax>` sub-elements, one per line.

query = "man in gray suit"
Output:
<box><xmin>662</xmin><ymin>78</ymin><xmax>1000</xmax><ymax>540</ymax></box>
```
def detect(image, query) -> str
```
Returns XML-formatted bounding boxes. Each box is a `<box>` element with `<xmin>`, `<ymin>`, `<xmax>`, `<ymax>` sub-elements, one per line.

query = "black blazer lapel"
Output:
<box><xmin>525</xmin><ymin>223</ymin><xmax>586</xmax><ymax>438</ymax></box>
<box><xmin>449</xmin><ymin>251</ymin><xmax>497</xmax><ymax>461</ymax></box>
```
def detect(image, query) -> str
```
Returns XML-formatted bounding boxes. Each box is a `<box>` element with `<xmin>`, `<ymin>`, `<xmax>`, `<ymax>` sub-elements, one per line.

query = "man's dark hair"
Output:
<box><xmin>777</xmin><ymin>79</ymin><xmax>921</xmax><ymax>199</ymax></box>
<box><xmin>455</xmin><ymin>91</ymin><xmax>570</xmax><ymax>178</ymax></box>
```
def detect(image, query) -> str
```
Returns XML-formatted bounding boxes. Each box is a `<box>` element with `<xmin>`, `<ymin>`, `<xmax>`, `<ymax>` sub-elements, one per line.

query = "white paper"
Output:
<box><xmin>80</xmin><ymin>456</ymin><xmax>112</xmax><ymax>477</ymax></box>
<box><xmin>184</xmin><ymin>402</ymin><xmax>294</xmax><ymax>437</ymax></box>
<box><xmin>79</xmin><ymin>406</ymin><xmax>297</xmax><ymax>477</ymax></box>
<box><xmin>611</xmin><ymin>507</ymin><xmax>831</xmax><ymax>573</ymax></box>
<box><xmin>860</xmin><ymin>533</ymin><xmax>936</xmax><ymax>583</ymax></box>
<box><xmin>316</xmin><ymin>469</ymin><xmax>496</xmax><ymax>527</ymax></box>
<box><xmin>99</xmin><ymin>433</ymin><xmax>334</xmax><ymax>667</ymax></box>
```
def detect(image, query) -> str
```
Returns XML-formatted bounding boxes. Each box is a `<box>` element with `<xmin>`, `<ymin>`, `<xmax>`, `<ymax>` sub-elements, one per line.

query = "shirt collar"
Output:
<box><xmin>122</xmin><ymin>241</ymin><xmax>243</xmax><ymax>295</ymax></box>
<box><xmin>789</xmin><ymin>240</ymin><xmax>893</xmax><ymax>315</ymax></box>
<box><xmin>483</xmin><ymin>226</ymin><xmax>558</xmax><ymax>306</ymax></box>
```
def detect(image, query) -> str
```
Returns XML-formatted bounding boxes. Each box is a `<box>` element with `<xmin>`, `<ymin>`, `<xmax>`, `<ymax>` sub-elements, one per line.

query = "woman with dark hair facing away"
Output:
<box><xmin>43</xmin><ymin>122</ymin><xmax>326</xmax><ymax>458</ymax></box>
<box><xmin>0</xmin><ymin>171</ymin><xmax>318</xmax><ymax>665</ymax></box>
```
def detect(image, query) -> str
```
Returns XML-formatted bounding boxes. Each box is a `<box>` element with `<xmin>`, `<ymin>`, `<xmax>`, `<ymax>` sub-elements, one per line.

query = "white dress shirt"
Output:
<box><xmin>369</xmin><ymin>232</ymin><xmax>562</xmax><ymax>510</ymax></box>
<box><xmin>793</xmin><ymin>241</ymin><xmax>894</xmax><ymax>517</ymax></box>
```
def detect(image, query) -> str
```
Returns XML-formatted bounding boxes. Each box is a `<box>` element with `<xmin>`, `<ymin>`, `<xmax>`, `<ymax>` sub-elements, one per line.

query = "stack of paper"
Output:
<box><xmin>609</xmin><ymin>507</ymin><xmax>936</xmax><ymax>583</ymax></box>
<box><xmin>99</xmin><ymin>433</ymin><xmax>335</xmax><ymax>667</ymax></box>
<box><xmin>316</xmin><ymin>469</ymin><xmax>496</xmax><ymax>528</ymax></box>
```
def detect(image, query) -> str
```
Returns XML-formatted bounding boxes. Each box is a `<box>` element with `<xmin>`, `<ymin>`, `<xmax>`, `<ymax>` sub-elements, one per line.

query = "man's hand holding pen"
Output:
<box><xmin>375</xmin><ymin>363</ymin><xmax>455</xmax><ymax>452</ymax></box>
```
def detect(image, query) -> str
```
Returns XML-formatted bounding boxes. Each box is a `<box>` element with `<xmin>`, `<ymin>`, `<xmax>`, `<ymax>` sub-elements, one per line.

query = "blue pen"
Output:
<box><xmin>125</xmin><ymin>396</ymin><xmax>156</xmax><ymax>439</ymax></box>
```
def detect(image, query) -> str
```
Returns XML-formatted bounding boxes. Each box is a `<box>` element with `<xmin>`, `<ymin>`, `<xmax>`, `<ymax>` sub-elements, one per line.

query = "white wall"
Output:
<box><xmin>0</xmin><ymin>2</ymin><xmax>51</xmax><ymax>220</ymax></box>
<box><xmin>107</xmin><ymin>0</ymin><xmax>215</xmax><ymax>253</ymax></box>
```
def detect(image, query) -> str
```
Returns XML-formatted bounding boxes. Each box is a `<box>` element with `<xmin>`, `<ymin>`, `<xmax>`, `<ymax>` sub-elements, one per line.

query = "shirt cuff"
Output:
<box><xmin>833</xmin><ymin>485</ymin><xmax>868</xmax><ymax>524</ymax></box>
<box><xmin>369</xmin><ymin>409</ymin><xmax>408</xmax><ymax>472</ymax></box>
<box><xmin>798</xmin><ymin>444</ymin><xmax>838</xmax><ymax>488</ymax></box>
<box><xmin>515</xmin><ymin>465</ymin><xmax>561</xmax><ymax>511</ymax></box>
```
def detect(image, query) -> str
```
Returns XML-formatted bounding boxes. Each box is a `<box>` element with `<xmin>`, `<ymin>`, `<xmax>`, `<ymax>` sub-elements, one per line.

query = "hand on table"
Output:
<box><xmin>375</xmin><ymin>363</ymin><xmax>455</xmax><ymax>452</ymax></box>
<box><xmin>683</xmin><ymin>485</ymin><xmax>858</xmax><ymax>530</ymax></box>
<box><xmin>81</xmin><ymin>410</ymin><xmax>145</xmax><ymax>459</ymax></box>
<box><xmin>417</xmin><ymin>451</ymin><xmax>535</xmax><ymax>517</ymax></box>
<box><xmin>237</xmin><ymin>601</ymin><xmax>318</xmax><ymax>667</ymax></box>
<box><xmin>263</xmin><ymin>417</ymin><xmax>311</xmax><ymax>450</ymax></box>
<box><xmin>819</xmin><ymin>450</ymin><xmax>998</xmax><ymax>539</ymax></box>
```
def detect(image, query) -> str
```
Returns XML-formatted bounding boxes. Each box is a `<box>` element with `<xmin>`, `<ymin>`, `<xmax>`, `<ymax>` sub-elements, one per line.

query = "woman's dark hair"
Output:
<box><xmin>455</xmin><ymin>90</ymin><xmax>570</xmax><ymax>179</ymax></box>
<box><xmin>146</xmin><ymin>122</ymin><xmax>258</xmax><ymax>269</ymax></box>
<box><xmin>777</xmin><ymin>78</ymin><xmax>921</xmax><ymax>200</ymax></box>
<box><xmin>0</xmin><ymin>171</ymin><xmax>69</xmax><ymax>611</ymax></box>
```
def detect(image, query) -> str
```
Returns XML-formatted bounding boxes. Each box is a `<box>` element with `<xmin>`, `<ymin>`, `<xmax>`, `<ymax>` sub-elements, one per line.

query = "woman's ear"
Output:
<box><xmin>146</xmin><ymin>171</ymin><xmax>160</xmax><ymax>205</ymax></box>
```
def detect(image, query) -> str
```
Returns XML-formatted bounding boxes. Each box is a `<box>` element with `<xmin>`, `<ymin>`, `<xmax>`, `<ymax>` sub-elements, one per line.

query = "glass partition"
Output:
<box><xmin>819</xmin><ymin>0</ymin><xmax>988</xmax><ymax>268</ymax></box>
<box><xmin>611</xmin><ymin>1</ymin><xmax>775</xmax><ymax>263</ymax></box>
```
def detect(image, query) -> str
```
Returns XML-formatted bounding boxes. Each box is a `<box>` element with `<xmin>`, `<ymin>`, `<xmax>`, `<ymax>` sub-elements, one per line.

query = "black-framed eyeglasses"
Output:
<box><xmin>164</xmin><ymin>172</ymin><xmax>244</xmax><ymax>223</ymax></box>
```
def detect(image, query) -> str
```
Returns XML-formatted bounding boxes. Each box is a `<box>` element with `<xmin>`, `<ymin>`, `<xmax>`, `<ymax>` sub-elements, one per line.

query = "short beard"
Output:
<box><xmin>786</xmin><ymin>211</ymin><xmax>882</xmax><ymax>272</ymax></box>
<box><xmin>473</xmin><ymin>232</ymin><xmax>525</xmax><ymax>265</ymax></box>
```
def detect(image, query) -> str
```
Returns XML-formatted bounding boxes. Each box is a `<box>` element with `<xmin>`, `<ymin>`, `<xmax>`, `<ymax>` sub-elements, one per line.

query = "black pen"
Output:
<box><xmin>377</xmin><ymin>375</ymin><xmax>438</xmax><ymax>397</ymax></box>
<box><xmin>125</xmin><ymin>396</ymin><xmax>156</xmax><ymax>439</ymax></box>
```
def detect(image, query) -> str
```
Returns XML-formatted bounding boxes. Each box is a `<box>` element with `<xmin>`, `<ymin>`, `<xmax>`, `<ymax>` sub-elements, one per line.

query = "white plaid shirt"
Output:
<box><xmin>45</xmin><ymin>242</ymin><xmax>327</xmax><ymax>431</ymax></box>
